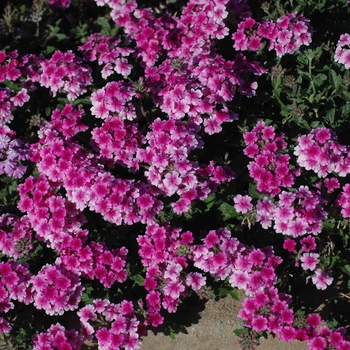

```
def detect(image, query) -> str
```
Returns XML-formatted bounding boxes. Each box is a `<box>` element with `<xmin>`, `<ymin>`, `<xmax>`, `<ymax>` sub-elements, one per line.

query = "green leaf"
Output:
<box><xmin>330</xmin><ymin>70</ymin><xmax>342</xmax><ymax>89</ymax></box>
<box><xmin>72</xmin><ymin>96</ymin><xmax>92</xmax><ymax>106</ymax></box>
<box><xmin>204</xmin><ymin>194</ymin><xmax>216</xmax><ymax>211</ymax></box>
<box><xmin>129</xmin><ymin>274</ymin><xmax>144</xmax><ymax>287</ymax></box>
<box><xmin>218</xmin><ymin>202</ymin><xmax>237</xmax><ymax>221</ymax></box>
<box><xmin>341</xmin><ymin>265</ymin><xmax>350</xmax><ymax>276</ymax></box>
<box><xmin>167</xmin><ymin>326</ymin><xmax>176</xmax><ymax>340</ymax></box>
<box><xmin>325</xmin><ymin>108</ymin><xmax>335</xmax><ymax>125</ymax></box>
<box><xmin>81</xmin><ymin>292</ymin><xmax>94</xmax><ymax>305</ymax></box>
<box><xmin>3</xmin><ymin>80</ymin><xmax>21</xmax><ymax>92</ymax></box>
<box><xmin>315</xmin><ymin>73</ymin><xmax>327</xmax><ymax>82</ymax></box>
<box><xmin>44</xmin><ymin>46</ymin><xmax>56</xmax><ymax>55</ymax></box>
<box><xmin>96</xmin><ymin>17</ymin><xmax>119</xmax><ymax>37</ymax></box>
<box><xmin>341</xmin><ymin>103</ymin><xmax>350</xmax><ymax>116</ymax></box>
<box><xmin>248</xmin><ymin>183</ymin><xmax>265</xmax><ymax>199</ymax></box>
<box><xmin>233</xmin><ymin>328</ymin><xmax>249</xmax><ymax>337</ymax></box>
<box><xmin>228</xmin><ymin>288</ymin><xmax>239</xmax><ymax>300</ymax></box>
<box><xmin>296</xmin><ymin>54</ymin><xmax>308</xmax><ymax>66</ymax></box>
<box><xmin>342</xmin><ymin>91</ymin><xmax>350</xmax><ymax>102</ymax></box>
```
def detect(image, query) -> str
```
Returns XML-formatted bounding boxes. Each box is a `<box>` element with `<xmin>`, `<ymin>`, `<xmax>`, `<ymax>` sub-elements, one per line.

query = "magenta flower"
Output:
<box><xmin>312</xmin><ymin>269</ymin><xmax>333</xmax><ymax>290</ymax></box>
<box><xmin>300</xmin><ymin>236</ymin><xmax>316</xmax><ymax>252</ymax></box>
<box><xmin>49</xmin><ymin>0</ymin><xmax>71</xmax><ymax>8</ymax></box>
<box><xmin>233</xmin><ymin>194</ymin><xmax>253</xmax><ymax>214</ymax></box>
<box><xmin>186</xmin><ymin>272</ymin><xmax>206</xmax><ymax>292</ymax></box>
<box><xmin>300</xmin><ymin>252</ymin><xmax>319</xmax><ymax>271</ymax></box>
<box><xmin>283</xmin><ymin>238</ymin><xmax>296</xmax><ymax>252</ymax></box>
<box><xmin>33</xmin><ymin>323</ymin><xmax>82</xmax><ymax>350</ymax></box>
<box><xmin>252</xmin><ymin>315</ymin><xmax>268</xmax><ymax>332</ymax></box>
<box><xmin>39</xmin><ymin>50</ymin><xmax>92</xmax><ymax>101</ymax></box>
<box><xmin>0</xmin><ymin>317</ymin><xmax>11</xmax><ymax>333</ymax></box>
<box><xmin>308</xmin><ymin>336</ymin><xmax>327</xmax><ymax>350</ymax></box>
<box><xmin>31</xmin><ymin>264</ymin><xmax>83</xmax><ymax>315</ymax></box>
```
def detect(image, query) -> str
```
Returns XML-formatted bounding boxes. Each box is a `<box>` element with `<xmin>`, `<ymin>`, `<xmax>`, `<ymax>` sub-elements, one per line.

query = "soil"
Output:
<box><xmin>140</xmin><ymin>292</ymin><xmax>308</xmax><ymax>350</ymax></box>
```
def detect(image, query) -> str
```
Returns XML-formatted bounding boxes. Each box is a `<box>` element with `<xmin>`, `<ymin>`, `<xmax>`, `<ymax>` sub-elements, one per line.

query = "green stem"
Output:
<box><xmin>309</xmin><ymin>58</ymin><xmax>317</xmax><ymax>97</ymax></box>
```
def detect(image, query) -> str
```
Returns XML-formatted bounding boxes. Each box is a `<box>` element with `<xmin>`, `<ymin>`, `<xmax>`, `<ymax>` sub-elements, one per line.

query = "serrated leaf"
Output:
<box><xmin>96</xmin><ymin>17</ymin><xmax>119</xmax><ymax>37</ymax></box>
<box><xmin>218</xmin><ymin>202</ymin><xmax>237</xmax><ymax>221</ymax></box>
<box><xmin>3</xmin><ymin>80</ymin><xmax>20</xmax><ymax>92</ymax></box>
<box><xmin>330</xmin><ymin>70</ymin><xmax>342</xmax><ymax>89</ymax></box>
<box><xmin>81</xmin><ymin>292</ymin><xmax>94</xmax><ymax>305</ymax></box>
<box><xmin>341</xmin><ymin>265</ymin><xmax>350</xmax><ymax>275</ymax></box>
<box><xmin>233</xmin><ymin>328</ymin><xmax>249</xmax><ymax>337</ymax></box>
<box><xmin>341</xmin><ymin>103</ymin><xmax>350</xmax><ymax>116</ymax></box>
<box><xmin>342</xmin><ymin>91</ymin><xmax>350</xmax><ymax>102</ymax></box>
<box><xmin>129</xmin><ymin>274</ymin><xmax>144</xmax><ymax>287</ymax></box>
<box><xmin>72</xmin><ymin>96</ymin><xmax>92</xmax><ymax>106</ymax></box>
<box><xmin>325</xmin><ymin>108</ymin><xmax>335</xmax><ymax>125</ymax></box>
<box><xmin>296</xmin><ymin>55</ymin><xmax>308</xmax><ymax>65</ymax></box>
<box><xmin>229</xmin><ymin>288</ymin><xmax>239</xmax><ymax>300</ymax></box>
<box><xmin>44</xmin><ymin>46</ymin><xmax>56</xmax><ymax>55</ymax></box>
<box><xmin>248</xmin><ymin>183</ymin><xmax>265</xmax><ymax>199</ymax></box>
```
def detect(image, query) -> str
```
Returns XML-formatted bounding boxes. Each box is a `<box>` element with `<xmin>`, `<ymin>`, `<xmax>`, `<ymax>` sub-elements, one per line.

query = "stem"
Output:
<box><xmin>308</xmin><ymin>58</ymin><xmax>317</xmax><ymax>97</ymax></box>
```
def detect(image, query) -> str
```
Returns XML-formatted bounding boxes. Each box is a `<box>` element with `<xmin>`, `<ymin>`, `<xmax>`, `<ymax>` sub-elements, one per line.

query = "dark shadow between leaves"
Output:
<box><xmin>148</xmin><ymin>294</ymin><xmax>207</xmax><ymax>337</ymax></box>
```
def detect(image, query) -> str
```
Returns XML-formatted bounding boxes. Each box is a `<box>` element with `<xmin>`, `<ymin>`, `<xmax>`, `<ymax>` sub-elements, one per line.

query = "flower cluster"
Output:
<box><xmin>0</xmin><ymin>261</ymin><xmax>33</xmax><ymax>332</ymax></box>
<box><xmin>78</xmin><ymin>299</ymin><xmax>142</xmax><ymax>350</ymax></box>
<box><xmin>33</xmin><ymin>323</ymin><xmax>82</xmax><ymax>350</ymax></box>
<box><xmin>18</xmin><ymin>174</ymin><xmax>88</xmax><ymax>250</ymax></box>
<box><xmin>0</xmin><ymin>87</ymin><xmax>30</xmax><ymax>125</ymax></box>
<box><xmin>91</xmin><ymin>115</ymin><xmax>143</xmax><ymax>171</ymax></box>
<box><xmin>294</xmin><ymin>127</ymin><xmax>350</xmax><ymax>177</ymax></box>
<box><xmin>0</xmin><ymin>214</ymin><xmax>33</xmax><ymax>259</ymax></box>
<box><xmin>337</xmin><ymin>183</ymin><xmax>350</xmax><ymax>218</ymax></box>
<box><xmin>79</xmin><ymin>33</ymin><xmax>133</xmax><ymax>78</ymax></box>
<box><xmin>190</xmin><ymin>228</ymin><xmax>281</xmax><ymax>297</ymax></box>
<box><xmin>243</xmin><ymin>121</ymin><xmax>300</xmax><ymax>197</ymax></box>
<box><xmin>238</xmin><ymin>287</ymin><xmax>295</xmax><ymax>336</ymax></box>
<box><xmin>139</xmin><ymin>118</ymin><xmax>234</xmax><ymax>213</ymax></box>
<box><xmin>57</xmin><ymin>241</ymin><xmax>128</xmax><ymax>288</ymax></box>
<box><xmin>137</xmin><ymin>223</ymin><xmax>189</xmax><ymax>317</ymax></box>
<box><xmin>255</xmin><ymin>186</ymin><xmax>327</xmax><ymax>237</ymax></box>
<box><xmin>0</xmin><ymin>125</ymin><xmax>30</xmax><ymax>178</ymax></box>
<box><xmin>39</xmin><ymin>50</ymin><xmax>92</xmax><ymax>101</ymax></box>
<box><xmin>0</xmin><ymin>51</ymin><xmax>40</xmax><ymax>125</ymax></box>
<box><xmin>90</xmin><ymin>81</ymin><xmax>137</xmax><ymax>121</ymax></box>
<box><xmin>50</xmin><ymin>104</ymin><xmax>88</xmax><ymax>138</ymax></box>
<box><xmin>238</xmin><ymin>288</ymin><xmax>350</xmax><ymax>347</ymax></box>
<box><xmin>28</xmin><ymin>116</ymin><xmax>162</xmax><ymax>225</ymax></box>
<box><xmin>31</xmin><ymin>263</ymin><xmax>84</xmax><ymax>316</ymax></box>
<box><xmin>335</xmin><ymin>33</ymin><xmax>350</xmax><ymax>69</ymax></box>
<box><xmin>0</xmin><ymin>50</ymin><xmax>22</xmax><ymax>82</ymax></box>
<box><xmin>232</xmin><ymin>12</ymin><xmax>312</xmax><ymax>57</ymax></box>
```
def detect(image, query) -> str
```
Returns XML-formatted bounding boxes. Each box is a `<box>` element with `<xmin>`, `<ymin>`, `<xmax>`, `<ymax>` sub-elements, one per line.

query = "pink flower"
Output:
<box><xmin>0</xmin><ymin>317</ymin><xmax>11</xmax><ymax>333</ymax></box>
<box><xmin>252</xmin><ymin>315</ymin><xmax>268</xmax><ymax>332</ymax></box>
<box><xmin>308</xmin><ymin>336</ymin><xmax>327</xmax><ymax>350</ymax></box>
<box><xmin>186</xmin><ymin>272</ymin><xmax>206</xmax><ymax>291</ymax></box>
<box><xmin>163</xmin><ymin>280</ymin><xmax>185</xmax><ymax>300</ymax></box>
<box><xmin>300</xmin><ymin>252</ymin><xmax>319</xmax><ymax>271</ymax></box>
<box><xmin>49</xmin><ymin>0</ymin><xmax>71</xmax><ymax>8</ymax></box>
<box><xmin>234</xmin><ymin>194</ymin><xmax>253</xmax><ymax>214</ymax></box>
<box><xmin>312</xmin><ymin>269</ymin><xmax>333</xmax><ymax>290</ymax></box>
<box><xmin>283</xmin><ymin>238</ymin><xmax>296</xmax><ymax>252</ymax></box>
<box><xmin>300</xmin><ymin>236</ymin><xmax>316</xmax><ymax>252</ymax></box>
<box><xmin>164</xmin><ymin>263</ymin><xmax>182</xmax><ymax>281</ymax></box>
<box><xmin>279</xmin><ymin>326</ymin><xmax>296</xmax><ymax>342</ymax></box>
